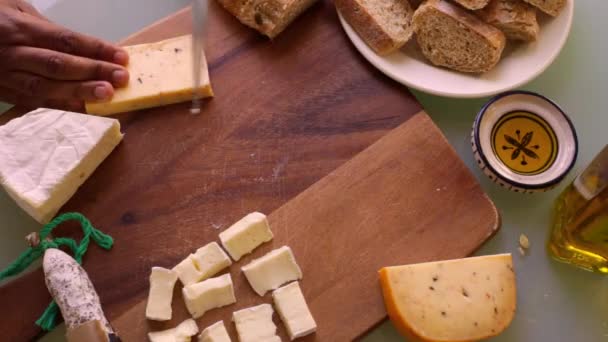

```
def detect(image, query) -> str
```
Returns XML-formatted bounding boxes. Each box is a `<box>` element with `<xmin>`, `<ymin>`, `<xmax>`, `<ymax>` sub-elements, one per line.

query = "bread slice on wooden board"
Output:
<box><xmin>522</xmin><ymin>0</ymin><xmax>565</xmax><ymax>17</ymax></box>
<box><xmin>413</xmin><ymin>0</ymin><xmax>506</xmax><ymax>73</ymax></box>
<box><xmin>216</xmin><ymin>0</ymin><xmax>318</xmax><ymax>38</ymax></box>
<box><xmin>477</xmin><ymin>0</ymin><xmax>539</xmax><ymax>42</ymax></box>
<box><xmin>452</xmin><ymin>0</ymin><xmax>490</xmax><ymax>10</ymax></box>
<box><xmin>335</xmin><ymin>0</ymin><xmax>415</xmax><ymax>55</ymax></box>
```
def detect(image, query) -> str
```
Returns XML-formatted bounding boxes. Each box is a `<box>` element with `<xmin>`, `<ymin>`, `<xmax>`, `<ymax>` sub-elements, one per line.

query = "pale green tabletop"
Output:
<box><xmin>1</xmin><ymin>1</ymin><xmax>606</xmax><ymax>341</ymax></box>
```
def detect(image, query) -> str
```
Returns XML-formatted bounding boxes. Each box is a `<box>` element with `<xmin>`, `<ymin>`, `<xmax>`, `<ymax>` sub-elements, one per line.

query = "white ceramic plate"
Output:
<box><xmin>337</xmin><ymin>1</ymin><xmax>574</xmax><ymax>98</ymax></box>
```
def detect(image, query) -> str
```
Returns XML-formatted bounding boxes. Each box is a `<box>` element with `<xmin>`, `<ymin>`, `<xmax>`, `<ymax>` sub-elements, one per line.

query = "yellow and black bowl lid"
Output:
<box><xmin>472</xmin><ymin>91</ymin><xmax>578</xmax><ymax>193</ymax></box>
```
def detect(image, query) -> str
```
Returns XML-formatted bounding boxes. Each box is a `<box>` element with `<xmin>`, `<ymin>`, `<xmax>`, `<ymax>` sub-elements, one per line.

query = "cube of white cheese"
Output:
<box><xmin>232</xmin><ymin>304</ymin><xmax>280</xmax><ymax>342</ymax></box>
<box><xmin>191</xmin><ymin>242</ymin><xmax>232</xmax><ymax>282</ymax></box>
<box><xmin>198</xmin><ymin>321</ymin><xmax>231</xmax><ymax>342</ymax></box>
<box><xmin>0</xmin><ymin>108</ymin><xmax>123</xmax><ymax>223</ymax></box>
<box><xmin>379</xmin><ymin>254</ymin><xmax>517</xmax><ymax>342</ymax></box>
<box><xmin>183</xmin><ymin>274</ymin><xmax>236</xmax><ymax>319</ymax></box>
<box><xmin>173</xmin><ymin>255</ymin><xmax>203</xmax><ymax>286</ymax></box>
<box><xmin>272</xmin><ymin>282</ymin><xmax>317</xmax><ymax>340</ymax></box>
<box><xmin>85</xmin><ymin>35</ymin><xmax>213</xmax><ymax>116</ymax></box>
<box><xmin>242</xmin><ymin>246</ymin><xmax>302</xmax><ymax>296</ymax></box>
<box><xmin>145</xmin><ymin>267</ymin><xmax>178</xmax><ymax>321</ymax></box>
<box><xmin>148</xmin><ymin>318</ymin><xmax>199</xmax><ymax>342</ymax></box>
<box><xmin>219</xmin><ymin>212</ymin><xmax>273</xmax><ymax>261</ymax></box>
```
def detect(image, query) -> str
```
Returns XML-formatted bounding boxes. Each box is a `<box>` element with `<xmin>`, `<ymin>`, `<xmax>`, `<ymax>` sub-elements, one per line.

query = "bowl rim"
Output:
<box><xmin>473</xmin><ymin>90</ymin><xmax>579</xmax><ymax>190</ymax></box>
<box><xmin>336</xmin><ymin>2</ymin><xmax>574</xmax><ymax>98</ymax></box>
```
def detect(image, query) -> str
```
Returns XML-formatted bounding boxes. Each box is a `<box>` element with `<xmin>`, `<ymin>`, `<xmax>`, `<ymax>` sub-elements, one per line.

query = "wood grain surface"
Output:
<box><xmin>0</xmin><ymin>1</ymin><xmax>498</xmax><ymax>341</ymax></box>
<box><xmin>113</xmin><ymin>112</ymin><xmax>500</xmax><ymax>341</ymax></box>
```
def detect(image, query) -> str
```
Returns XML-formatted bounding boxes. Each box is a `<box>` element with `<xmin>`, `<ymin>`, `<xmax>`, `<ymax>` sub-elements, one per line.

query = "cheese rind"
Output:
<box><xmin>198</xmin><ymin>321</ymin><xmax>231</xmax><ymax>342</ymax></box>
<box><xmin>379</xmin><ymin>254</ymin><xmax>517</xmax><ymax>342</ymax></box>
<box><xmin>148</xmin><ymin>318</ymin><xmax>199</xmax><ymax>342</ymax></box>
<box><xmin>232</xmin><ymin>304</ymin><xmax>280</xmax><ymax>342</ymax></box>
<box><xmin>0</xmin><ymin>108</ymin><xmax>123</xmax><ymax>223</ymax></box>
<box><xmin>85</xmin><ymin>35</ymin><xmax>213</xmax><ymax>116</ymax></box>
<box><xmin>183</xmin><ymin>274</ymin><xmax>236</xmax><ymax>319</ymax></box>
<box><xmin>173</xmin><ymin>255</ymin><xmax>204</xmax><ymax>286</ymax></box>
<box><xmin>242</xmin><ymin>246</ymin><xmax>303</xmax><ymax>296</ymax></box>
<box><xmin>219</xmin><ymin>212</ymin><xmax>273</xmax><ymax>261</ymax></box>
<box><xmin>191</xmin><ymin>242</ymin><xmax>232</xmax><ymax>282</ymax></box>
<box><xmin>272</xmin><ymin>282</ymin><xmax>317</xmax><ymax>340</ymax></box>
<box><xmin>146</xmin><ymin>267</ymin><xmax>178</xmax><ymax>321</ymax></box>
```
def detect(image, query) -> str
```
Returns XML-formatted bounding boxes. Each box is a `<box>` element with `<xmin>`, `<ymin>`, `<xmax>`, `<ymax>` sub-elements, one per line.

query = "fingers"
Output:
<box><xmin>0</xmin><ymin>71</ymin><xmax>115</xmax><ymax>102</ymax></box>
<box><xmin>15</xmin><ymin>14</ymin><xmax>129</xmax><ymax>66</ymax></box>
<box><xmin>0</xmin><ymin>85</ymin><xmax>88</xmax><ymax>111</ymax></box>
<box><xmin>0</xmin><ymin>85</ymin><xmax>42</xmax><ymax>109</ymax></box>
<box><xmin>11</xmin><ymin>0</ymin><xmax>47</xmax><ymax>20</ymax></box>
<box><xmin>0</xmin><ymin>46</ymin><xmax>129</xmax><ymax>86</ymax></box>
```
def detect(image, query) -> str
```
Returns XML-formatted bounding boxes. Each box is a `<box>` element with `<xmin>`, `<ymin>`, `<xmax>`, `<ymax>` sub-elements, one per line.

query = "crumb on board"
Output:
<box><xmin>519</xmin><ymin>234</ymin><xmax>530</xmax><ymax>249</ymax></box>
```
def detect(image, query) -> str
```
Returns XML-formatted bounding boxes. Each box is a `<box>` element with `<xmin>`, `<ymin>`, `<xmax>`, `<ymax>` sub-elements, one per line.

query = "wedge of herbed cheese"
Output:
<box><xmin>379</xmin><ymin>254</ymin><xmax>517</xmax><ymax>342</ymax></box>
<box><xmin>198</xmin><ymin>321</ymin><xmax>231</xmax><ymax>342</ymax></box>
<box><xmin>0</xmin><ymin>108</ymin><xmax>123</xmax><ymax>223</ymax></box>
<box><xmin>242</xmin><ymin>246</ymin><xmax>302</xmax><ymax>296</ymax></box>
<box><xmin>146</xmin><ymin>267</ymin><xmax>178</xmax><ymax>321</ymax></box>
<box><xmin>232</xmin><ymin>304</ymin><xmax>280</xmax><ymax>342</ymax></box>
<box><xmin>148</xmin><ymin>318</ymin><xmax>199</xmax><ymax>342</ymax></box>
<box><xmin>220</xmin><ymin>212</ymin><xmax>273</xmax><ymax>261</ymax></box>
<box><xmin>85</xmin><ymin>35</ymin><xmax>213</xmax><ymax>116</ymax></box>
<box><xmin>272</xmin><ymin>282</ymin><xmax>316</xmax><ymax>340</ymax></box>
<box><xmin>183</xmin><ymin>274</ymin><xmax>236</xmax><ymax>319</ymax></box>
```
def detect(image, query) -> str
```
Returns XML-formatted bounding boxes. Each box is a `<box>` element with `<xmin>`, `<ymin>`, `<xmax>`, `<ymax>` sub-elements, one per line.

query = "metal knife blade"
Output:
<box><xmin>191</xmin><ymin>0</ymin><xmax>208</xmax><ymax>114</ymax></box>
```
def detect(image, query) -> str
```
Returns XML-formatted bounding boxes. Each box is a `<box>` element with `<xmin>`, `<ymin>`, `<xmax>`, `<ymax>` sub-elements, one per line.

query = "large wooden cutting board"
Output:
<box><xmin>0</xmin><ymin>1</ymin><xmax>499</xmax><ymax>341</ymax></box>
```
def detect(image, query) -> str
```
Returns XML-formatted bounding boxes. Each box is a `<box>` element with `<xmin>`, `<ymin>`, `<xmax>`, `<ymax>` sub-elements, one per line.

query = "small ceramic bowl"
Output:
<box><xmin>472</xmin><ymin>91</ymin><xmax>578</xmax><ymax>193</ymax></box>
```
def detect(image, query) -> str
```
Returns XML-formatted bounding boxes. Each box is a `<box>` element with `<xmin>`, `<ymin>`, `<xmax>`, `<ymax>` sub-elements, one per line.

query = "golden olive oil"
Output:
<box><xmin>549</xmin><ymin>146</ymin><xmax>608</xmax><ymax>273</ymax></box>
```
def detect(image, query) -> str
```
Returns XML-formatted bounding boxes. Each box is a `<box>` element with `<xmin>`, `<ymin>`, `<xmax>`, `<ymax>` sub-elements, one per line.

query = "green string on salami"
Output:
<box><xmin>0</xmin><ymin>212</ymin><xmax>114</xmax><ymax>331</ymax></box>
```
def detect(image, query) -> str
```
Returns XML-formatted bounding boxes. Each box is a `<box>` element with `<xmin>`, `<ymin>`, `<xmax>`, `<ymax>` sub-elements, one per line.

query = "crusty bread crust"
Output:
<box><xmin>336</xmin><ymin>0</ymin><xmax>414</xmax><ymax>55</ymax></box>
<box><xmin>478</xmin><ymin>0</ymin><xmax>539</xmax><ymax>42</ymax></box>
<box><xmin>216</xmin><ymin>0</ymin><xmax>319</xmax><ymax>38</ymax></box>
<box><xmin>523</xmin><ymin>0</ymin><xmax>565</xmax><ymax>16</ymax></box>
<box><xmin>453</xmin><ymin>0</ymin><xmax>491</xmax><ymax>10</ymax></box>
<box><xmin>414</xmin><ymin>0</ymin><xmax>506</xmax><ymax>73</ymax></box>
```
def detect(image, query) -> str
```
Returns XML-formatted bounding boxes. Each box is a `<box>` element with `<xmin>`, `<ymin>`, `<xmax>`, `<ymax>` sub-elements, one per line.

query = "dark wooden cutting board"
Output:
<box><xmin>0</xmin><ymin>1</ymin><xmax>499</xmax><ymax>341</ymax></box>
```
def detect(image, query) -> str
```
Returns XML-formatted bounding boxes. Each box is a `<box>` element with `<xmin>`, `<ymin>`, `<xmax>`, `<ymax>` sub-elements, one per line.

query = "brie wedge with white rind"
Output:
<box><xmin>242</xmin><ymin>246</ymin><xmax>303</xmax><ymax>296</ymax></box>
<box><xmin>272</xmin><ymin>281</ymin><xmax>317</xmax><ymax>340</ymax></box>
<box><xmin>183</xmin><ymin>274</ymin><xmax>236</xmax><ymax>319</ymax></box>
<box><xmin>198</xmin><ymin>321</ymin><xmax>231</xmax><ymax>342</ymax></box>
<box><xmin>146</xmin><ymin>267</ymin><xmax>178</xmax><ymax>321</ymax></box>
<box><xmin>0</xmin><ymin>108</ymin><xmax>123</xmax><ymax>223</ymax></box>
<box><xmin>232</xmin><ymin>304</ymin><xmax>280</xmax><ymax>342</ymax></box>
<box><xmin>219</xmin><ymin>212</ymin><xmax>273</xmax><ymax>261</ymax></box>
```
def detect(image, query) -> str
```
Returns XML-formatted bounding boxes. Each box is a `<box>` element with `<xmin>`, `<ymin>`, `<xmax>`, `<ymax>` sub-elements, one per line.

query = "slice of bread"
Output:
<box><xmin>478</xmin><ymin>0</ymin><xmax>539</xmax><ymax>42</ymax></box>
<box><xmin>452</xmin><ymin>0</ymin><xmax>491</xmax><ymax>10</ymax></box>
<box><xmin>336</xmin><ymin>0</ymin><xmax>415</xmax><ymax>55</ymax></box>
<box><xmin>522</xmin><ymin>0</ymin><xmax>565</xmax><ymax>17</ymax></box>
<box><xmin>216</xmin><ymin>0</ymin><xmax>318</xmax><ymax>38</ymax></box>
<box><xmin>413</xmin><ymin>0</ymin><xmax>506</xmax><ymax>73</ymax></box>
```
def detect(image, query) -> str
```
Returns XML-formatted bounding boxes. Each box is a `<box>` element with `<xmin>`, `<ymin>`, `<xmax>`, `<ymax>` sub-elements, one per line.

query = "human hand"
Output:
<box><xmin>0</xmin><ymin>0</ymin><xmax>129</xmax><ymax>111</ymax></box>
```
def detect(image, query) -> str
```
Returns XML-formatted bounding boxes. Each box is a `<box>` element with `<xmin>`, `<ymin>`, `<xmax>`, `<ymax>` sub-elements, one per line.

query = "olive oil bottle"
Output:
<box><xmin>549</xmin><ymin>146</ymin><xmax>608</xmax><ymax>273</ymax></box>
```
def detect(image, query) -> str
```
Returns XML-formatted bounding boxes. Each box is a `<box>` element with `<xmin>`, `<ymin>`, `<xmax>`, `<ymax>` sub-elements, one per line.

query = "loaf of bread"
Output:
<box><xmin>336</xmin><ymin>0</ymin><xmax>415</xmax><ymax>55</ymax></box>
<box><xmin>522</xmin><ymin>0</ymin><xmax>565</xmax><ymax>17</ymax></box>
<box><xmin>216</xmin><ymin>0</ymin><xmax>318</xmax><ymax>38</ymax></box>
<box><xmin>478</xmin><ymin>0</ymin><xmax>539</xmax><ymax>42</ymax></box>
<box><xmin>413</xmin><ymin>0</ymin><xmax>506</xmax><ymax>73</ymax></box>
<box><xmin>452</xmin><ymin>0</ymin><xmax>491</xmax><ymax>10</ymax></box>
